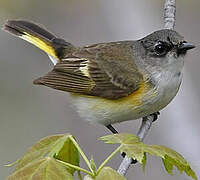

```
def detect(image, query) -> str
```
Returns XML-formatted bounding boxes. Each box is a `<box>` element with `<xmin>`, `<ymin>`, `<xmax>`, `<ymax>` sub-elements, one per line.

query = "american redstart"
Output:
<box><xmin>3</xmin><ymin>20</ymin><xmax>195</xmax><ymax>134</ymax></box>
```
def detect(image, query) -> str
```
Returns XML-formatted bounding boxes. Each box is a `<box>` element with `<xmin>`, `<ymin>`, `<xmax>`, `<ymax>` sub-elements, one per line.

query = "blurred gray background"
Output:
<box><xmin>0</xmin><ymin>0</ymin><xmax>200</xmax><ymax>179</ymax></box>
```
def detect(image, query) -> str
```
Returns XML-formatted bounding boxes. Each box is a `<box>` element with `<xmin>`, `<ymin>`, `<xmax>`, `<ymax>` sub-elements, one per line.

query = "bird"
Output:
<box><xmin>3</xmin><ymin>20</ymin><xmax>195</xmax><ymax>134</ymax></box>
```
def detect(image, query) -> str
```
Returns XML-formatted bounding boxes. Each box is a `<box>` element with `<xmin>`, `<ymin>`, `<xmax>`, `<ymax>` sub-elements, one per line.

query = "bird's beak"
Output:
<box><xmin>178</xmin><ymin>42</ymin><xmax>195</xmax><ymax>51</ymax></box>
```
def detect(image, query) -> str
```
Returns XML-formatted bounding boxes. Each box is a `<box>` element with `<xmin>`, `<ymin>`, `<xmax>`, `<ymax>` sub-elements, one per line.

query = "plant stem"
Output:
<box><xmin>70</xmin><ymin>136</ymin><xmax>94</xmax><ymax>175</ymax></box>
<box><xmin>57</xmin><ymin>159</ymin><xmax>94</xmax><ymax>177</ymax></box>
<box><xmin>78</xmin><ymin>170</ymin><xmax>83</xmax><ymax>180</ymax></box>
<box><xmin>97</xmin><ymin>145</ymin><xmax>123</xmax><ymax>174</ymax></box>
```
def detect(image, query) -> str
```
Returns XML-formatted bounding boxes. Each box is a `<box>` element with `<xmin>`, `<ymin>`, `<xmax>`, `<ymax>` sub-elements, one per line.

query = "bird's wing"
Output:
<box><xmin>34</xmin><ymin>42</ymin><xmax>144</xmax><ymax>99</ymax></box>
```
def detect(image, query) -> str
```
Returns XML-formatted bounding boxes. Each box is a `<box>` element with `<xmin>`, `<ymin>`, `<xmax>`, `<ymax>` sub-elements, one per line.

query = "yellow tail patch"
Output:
<box><xmin>21</xmin><ymin>32</ymin><xmax>57</xmax><ymax>58</ymax></box>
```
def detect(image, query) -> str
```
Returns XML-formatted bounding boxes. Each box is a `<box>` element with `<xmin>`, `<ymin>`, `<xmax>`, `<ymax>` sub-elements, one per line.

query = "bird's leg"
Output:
<box><xmin>151</xmin><ymin>111</ymin><xmax>160</xmax><ymax>122</ymax></box>
<box><xmin>106</xmin><ymin>111</ymin><xmax>160</xmax><ymax>135</ymax></box>
<box><xmin>106</xmin><ymin>124</ymin><xmax>118</xmax><ymax>134</ymax></box>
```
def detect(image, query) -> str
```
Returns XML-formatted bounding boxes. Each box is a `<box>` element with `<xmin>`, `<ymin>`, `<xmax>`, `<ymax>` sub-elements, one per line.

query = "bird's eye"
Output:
<box><xmin>154</xmin><ymin>41</ymin><xmax>168</xmax><ymax>56</ymax></box>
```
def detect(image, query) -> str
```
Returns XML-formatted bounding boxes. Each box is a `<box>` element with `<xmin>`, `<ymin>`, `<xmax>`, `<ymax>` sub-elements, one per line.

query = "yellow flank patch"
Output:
<box><xmin>72</xmin><ymin>81</ymin><xmax>155</xmax><ymax>108</ymax></box>
<box><xmin>113</xmin><ymin>81</ymin><xmax>151</xmax><ymax>105</ymax></box>
<box><xmin>21</xmin><ymin>32</ymin><xmax>57</xmax><ymax>58</ymax></box>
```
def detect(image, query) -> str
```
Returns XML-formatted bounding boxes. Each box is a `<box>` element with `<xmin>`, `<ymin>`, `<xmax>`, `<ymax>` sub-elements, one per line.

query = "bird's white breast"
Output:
<box><xmin>147</xmin><ymin>60</ymin><xmax>183</xmax><ymax>113</ymax></box>
<box><xmin>71</xmin><ymin>58</ymin><xmax>184</xmax><ymax>126</ymax></box>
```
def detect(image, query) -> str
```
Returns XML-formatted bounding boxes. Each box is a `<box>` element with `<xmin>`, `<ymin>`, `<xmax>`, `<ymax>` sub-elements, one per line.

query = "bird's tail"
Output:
<box><xmin>2</xmin><ymin>20</ymin><xmax>75</xmax><ymax>63</ymax></box>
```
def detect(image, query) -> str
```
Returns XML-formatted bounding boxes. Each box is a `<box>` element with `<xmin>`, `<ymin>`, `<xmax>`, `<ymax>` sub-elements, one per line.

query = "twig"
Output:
<box><xmin>117</xmin><ymin>0</ymin><xmax>176</xmax><ymax>176</ymax></box>
<box><xmin>164</xmin><ymin>0</ymin><xmax>176</xmax><ymax>29</ymax></box>
<box><xmin>117</xmin><ymin>115</ymin><xmax>155</xmax><ymax>176</ymax></box>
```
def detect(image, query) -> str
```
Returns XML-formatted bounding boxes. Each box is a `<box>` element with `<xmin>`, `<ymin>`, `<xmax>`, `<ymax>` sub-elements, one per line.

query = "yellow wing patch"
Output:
<box><xmin>79</xmin><ymin>60</ymin><xmax>90</xmax><ymax>77</ymax></box>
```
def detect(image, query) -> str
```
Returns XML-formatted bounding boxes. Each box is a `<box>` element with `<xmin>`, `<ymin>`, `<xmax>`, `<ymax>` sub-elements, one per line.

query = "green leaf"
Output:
<box><xmin>95</xmin><ymin>167</ymin><xmax>127</xmax><ymax>180</ymax></box>
<box><xmin>6</xmin><ymin>157</ymin><xmax>74</xmax><ymax>180</ymax></box>
<box><xmin>53</xmin><ymin>136</ymin><xmax>80</xmax><ymax>174</ymax></box>
<box><xmin>10</xmin><ymin>134</ymin><xmax>79</xmax><ymax>174</ymax></box>
<box><xmin>146</xmin><ymin>145</ymin><xmax>197</xmax><ymax>180</ymax></box>
<box><xmin>83</xmin><ymin>167</ymin><xmax>127</xmax><ymax>180</ymax></box>
<box><xmin>101</xmin><ymin>133</ymin><xmax>198</xmax><ymax>180</ymax></box>
<box><xmin>100</xmin><ymin>133</ymin><xmax>140</xmax><ymax>144</ymax></box>
<box><xmin>100</xmin><ymin>133</ymin><xmax>144</xmax><ymax>163</ymax></box>
<box><xmin>162</xmin><ymin>155</ymin><xmax>198</xmax><ymax>180</ymax></box>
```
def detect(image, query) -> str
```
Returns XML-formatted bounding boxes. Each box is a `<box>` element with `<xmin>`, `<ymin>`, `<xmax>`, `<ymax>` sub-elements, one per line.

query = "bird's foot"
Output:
<box><xmin>121</xmin><ymin>152</ymin><xmax>137</xmax><ymax>164</ymax></box>
<box><xmin>150</xmin><ymin>111</ymin><xmax>160</xmax><ymax>122</ymax></box>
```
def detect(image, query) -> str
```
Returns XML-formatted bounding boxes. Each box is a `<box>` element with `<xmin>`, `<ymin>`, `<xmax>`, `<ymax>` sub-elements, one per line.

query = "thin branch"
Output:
<box><xmin>164</xmin><ymin>0</ymin><xmax>176</xmax><ymax>29</ymax></box>
<box><xmin>57</xmin><ymin>159</ymin><xmax>94</xmax><ymax>177</ymax></box>
<box><xmin>117</xmin><ymin>0</ymin><xmax>176</xmax><ymax>176</ymax></box>
<box><xmin>117</xmin><ymin>115</ymin><xmax>155</xmax><ymax>176</ymax></box>
<box><xmin>97</xmin><ymin>145</ymin><xmax>123</xmax><ymax>174</ymax></box>
<box><xmin>69</xmin><ymin>136</ymin><xmax>94</xmax><ymax>175</ymax></box>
